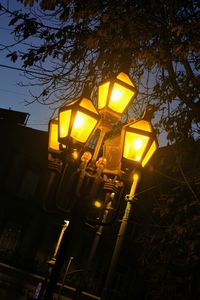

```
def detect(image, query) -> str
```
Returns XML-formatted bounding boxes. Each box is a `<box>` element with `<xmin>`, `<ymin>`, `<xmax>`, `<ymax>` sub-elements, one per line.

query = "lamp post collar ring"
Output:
<box><xmin>125</xmin><ymin>194</ymin><xmax>138</xmax><ymax>203</ymax></box>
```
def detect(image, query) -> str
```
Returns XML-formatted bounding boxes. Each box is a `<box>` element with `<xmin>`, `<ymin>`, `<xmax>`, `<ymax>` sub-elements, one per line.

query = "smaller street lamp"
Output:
<box><xmin>43</xmin><ymin>117</ymin><xmax>65</xmax><ymax>213</ymax></box>
<box><xmin>48</xmin><ymin>117</ymin><xmax>60</xmax><ymax>154</ymax></box>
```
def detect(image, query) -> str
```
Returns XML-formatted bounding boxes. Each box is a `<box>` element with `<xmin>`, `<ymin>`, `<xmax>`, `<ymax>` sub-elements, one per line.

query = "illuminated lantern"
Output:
<box><xmin>98</xmin><ymin>72</ymin><xmax>137</xmax><ymax>121</ymax></box>
<box><xmin>58</xmin><ymin>97</ymin><xmax>100</xmax><ymax>146</ymax></box>
<box><xmin>121</xmin><ymin>119</ymin><xmax>158</xmax><ymax>167</ymax></box>
<box><xmin>48</xmin><ymin>117</ymin><xmax>60</xmax><ymax>153</ymax></box>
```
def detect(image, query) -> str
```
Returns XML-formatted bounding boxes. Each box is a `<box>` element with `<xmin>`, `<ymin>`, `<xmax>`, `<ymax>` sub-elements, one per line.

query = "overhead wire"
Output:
<box><xmin>0</xmin><ymin>88</ymin><xmax>28</xmax><ymax>96</ymax></box>
<box><xmin>135</xmin><ymin>165</ymin><xmax>200</xmax><ymax>198</ymax></box>
<box><xmin>0</xmin><ymin>63</ymin><xmax>52</xmax><ymax>77</ymax></box>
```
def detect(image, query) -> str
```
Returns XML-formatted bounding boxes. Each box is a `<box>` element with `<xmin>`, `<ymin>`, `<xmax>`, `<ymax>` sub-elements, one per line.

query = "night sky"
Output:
<box><xmin>0</xmin><ymin>0</ymin><xmax>54</xmax><ymax>131</ymax></box>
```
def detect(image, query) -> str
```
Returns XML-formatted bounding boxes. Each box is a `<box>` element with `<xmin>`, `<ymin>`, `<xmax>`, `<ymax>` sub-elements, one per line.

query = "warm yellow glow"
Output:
<box><xmin>80</xmin><ymin>97</ymin><xmax>99</xmax><ymax>114</ymax></box>
<box><xmin>59</xmin><ymin>110</ymin><xmax>71</xmax><ymax>138</ymax></box>
<box><xmin>48</xmin><ymin>120</ymin><xmax>60</xmax><ymax>151</ymax></box>
<box><xmin>71</xmin><ymin>111</ymin><xmax>98</xmax><ymax>143</ymax></box>
<box><xmin>133</xmin><ymin>138</ymin><xmax>143</xmax><ymax>150</ymax></box>
<box><xmin>74</xmin><ymin>114</ymin><xmax>84</xmax><ymax>129</ymax></box>
<box><xmin>123</xmin><ymin>132</ymin><xmax>150</xmax><ymax>162</ymax></box>
<box><xmin>122</xmin><ymin>118</ymin><xmax>157</xmax><ymax>167</ymax></box>
<box><xmin>130</xmin><ymin>120</ymin><xmax>152</xmax><ymax>132</ymax></box>
<box><xmin>109</xmin><ymin>83</ymin><xmax>135</xmax><ymax>114</ymax></box>
<box><xmin>58</xmin><ymin>97</ymin><xmax>100</xmax><ymax>145</ymax></box>
<box><xmin>133</xmin><ymin>172</ymin><xmax>140</xmax><ymax>181</ymax></box>
<box><xmin>60</xmin><ymin>127</ymin><xmax>65</xmax><ymax>136</ymax></box>
<box><xmin>98</xmin><ymin>72</ymin><xmax>136</xmax><ymax>116</ymax></box>
<box><xmin>93</xmin><ymin>200</ymin><xmax>102</xmax><ymax>208</ymax></box>
<box><xmin>72</xmin><ymin>149</ymin><xmax>79</xmax><ymax>160</ymax></box>
<box><xmin>142</xmin><ymin>140</ymin><xmax>157</xmax><ymax>167</ymax></box>
<box><xmin>117</xmin><ymin>72</ymin><xmax>135</xmax><ymax>87</ymax></box>
<box><xmin>135</xmin><ymin>154</ymin><xmax>142</xmax><ymax>161</ymax></box>
<box><xmin>111</xmin><ymin>89</ymin><xmax>122</xmax><ymax>101</ymax></box>
<box><xmin>98</xmin><ymin>82</ymin><xmax>109</xmax><ymax>109</ymax></box>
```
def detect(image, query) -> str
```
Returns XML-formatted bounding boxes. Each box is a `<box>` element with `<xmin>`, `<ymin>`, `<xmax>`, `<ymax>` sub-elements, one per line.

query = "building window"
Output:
<box><xmin>0</xmin><ymin>222</ymin><xmax>22</xmax><ymax>259</ymax></box>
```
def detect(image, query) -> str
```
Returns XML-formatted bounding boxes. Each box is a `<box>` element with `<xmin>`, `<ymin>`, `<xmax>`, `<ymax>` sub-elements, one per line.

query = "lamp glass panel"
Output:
<box><xmin>59</xmin><ymin>109</ymin><xmax>71</xmax><ymax>138</ymax></box>
<box><xmin>109</xmin><ymin>83</ymin><xmax>135</xmax><ymax>113</ymax></box>
<box><xmin>80</xmin><ymin>97</ymin><xmax>98</xmax><ymax>114</ymax></box>
<box><xmin>123</xmin><ymin>131</ymin><xmax>150</xmax><ymax>162</ymax></box>
<box><xmin>130</xmin><ymin>120</ymin><xmax>152</xmax><ymax>132</ymax></box>
<box><xmin>117</xmin><ymin>72</ymin><xmax>134</xmax><ymax>87</ymax></box>
<box><xmin>71</xmin><ymin>111</ymin><xmax>98</xmax><ymax>143</ymax></box>
<box><xmin>142</xmin><ymin>140</ymin><xmax>157</xmax><ymax>167</ymax></box>
<box><xmin>98</xmin><ymin>82</ymin><xmax>110</xmax><ymax>109</ymax></box>
<box><xmin>49</xmin><ymin>121</ymin><xmax>60</xmax><ymax>151</ymax></box>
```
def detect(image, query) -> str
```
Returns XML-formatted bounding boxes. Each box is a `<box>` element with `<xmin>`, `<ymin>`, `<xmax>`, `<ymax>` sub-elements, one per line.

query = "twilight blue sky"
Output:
<box><xmin>0</xmin><ymin>0</ymin><xmax>54</xmax><ymax>131</ymax></box>
<box><xmin>0</xmin><ymin>1</ymin><xmax>167</xmax><ymax>146</ymax></box>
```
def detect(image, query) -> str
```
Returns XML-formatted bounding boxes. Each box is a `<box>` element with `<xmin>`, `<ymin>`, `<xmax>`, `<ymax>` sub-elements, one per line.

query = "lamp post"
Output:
<box><xmin>43</xmin><ymin>72</ymin><xmax>157</xmax><ymax>300</ymax></box>
<box><xmin>102</xmin><ymin>116</ymin><xmax>158</xmax><ymax>299</ymax></box>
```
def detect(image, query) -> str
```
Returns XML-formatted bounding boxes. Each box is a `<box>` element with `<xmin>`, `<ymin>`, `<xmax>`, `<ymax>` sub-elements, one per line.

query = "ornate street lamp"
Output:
<box><xmin>44</xmin><ymin>72</ymin><xmax>158</xmax><ymax>300</ymax></box>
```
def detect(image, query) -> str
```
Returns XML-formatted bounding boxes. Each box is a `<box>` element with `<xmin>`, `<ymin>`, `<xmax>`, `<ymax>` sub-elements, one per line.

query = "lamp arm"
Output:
<box><xmin>75</xmin><ymin>158</ymin><xmax>91</xmax><ymax>196</ymax></box>
<box><xmin>90</xmin><ymin>126</ymin><xmax>108</xmax><ymax>165</ymax></box>
<box><xmin>83</xmin><ymin>179</ymin><xmax>125</xmax><ymax>226</ymax></box>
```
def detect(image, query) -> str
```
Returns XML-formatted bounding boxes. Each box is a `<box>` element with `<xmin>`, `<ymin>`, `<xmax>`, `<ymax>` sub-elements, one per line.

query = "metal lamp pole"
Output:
<box><xmin>43</xmin><ymin>154</ymin><xmax>91</xmax><ymax>300</ymax></box>
<box><xmin>86</xmin><ymin>193</ymin><xmax>114</xmax><ymax>270</ymax></box>
<box><xmin>102</xmin><ymin>171</ymin><xmax>140</xmax><ymax>299</ymax></box>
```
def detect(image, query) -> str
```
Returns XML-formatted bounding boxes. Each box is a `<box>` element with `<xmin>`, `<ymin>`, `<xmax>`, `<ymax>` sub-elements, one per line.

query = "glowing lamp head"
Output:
<box><xmin>98</xmin><ymin>72</ymin><xmax>137</xmax><ymax>121</ymax></box>
<box><xmin>48</xmin><ymin>117</ymin><xmax>61</xmax><ymax>153</ymax></box>
<box><xmin>121</xmin><ymin>119</ymin><xmax>158</xmax><ymax>168</ymax></box>
<box><xmin>58</xmin><ymin>97</ymin><xmax>100</xmax><ymax>146</ymax></box>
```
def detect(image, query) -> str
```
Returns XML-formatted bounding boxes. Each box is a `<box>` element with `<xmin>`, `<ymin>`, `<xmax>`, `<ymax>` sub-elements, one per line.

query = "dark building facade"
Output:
<box><xmin>0</xmin><ymin>109</ymin><xmax>66</xmax><ymax>299</ymax></box>
<box><xmin>0</xmin><ymin>108</ymin><xmax>200</xmax><ymax>300</ymax></box>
